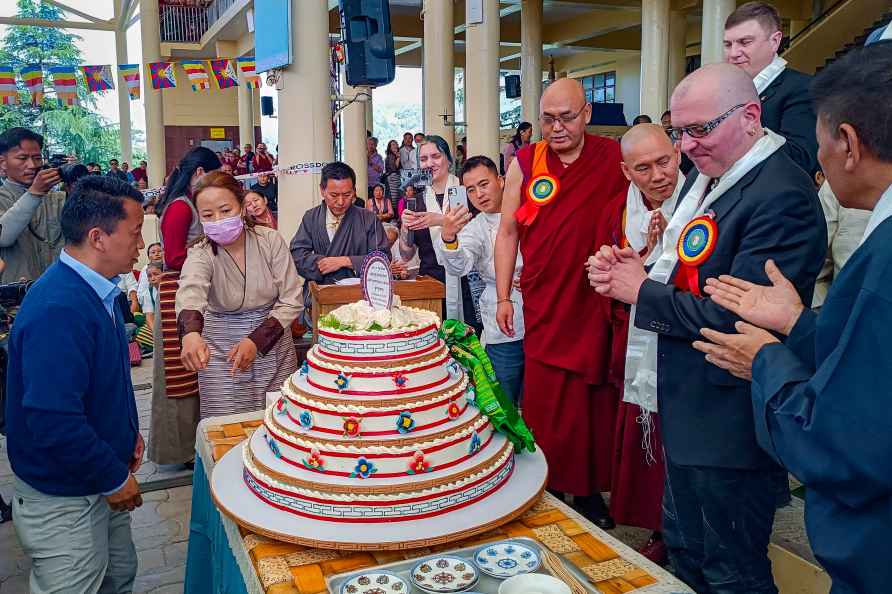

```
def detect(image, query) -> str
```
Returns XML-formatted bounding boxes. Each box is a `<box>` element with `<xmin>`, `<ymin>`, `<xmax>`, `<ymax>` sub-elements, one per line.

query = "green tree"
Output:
<box><xmin>0</xmin><ymin>0</ymin><xmax>143</xmax><ymax>165</ymax></box>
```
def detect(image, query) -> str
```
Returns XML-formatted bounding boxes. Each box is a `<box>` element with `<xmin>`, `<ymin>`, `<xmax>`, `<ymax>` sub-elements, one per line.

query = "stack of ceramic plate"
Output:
<box><xmin>473</xmin><ymin>542</ymin><xmax>542</xmax><ymax>580</ymax></box>
<box><xmin>411</xmin><ymin>556</ymin><xmax>480</xmax><ymax>594</ymax></box>
<box><xmin>340</xmin><ymin>571</ymin><xmax>409</xmax><ymax>594</ymax></box>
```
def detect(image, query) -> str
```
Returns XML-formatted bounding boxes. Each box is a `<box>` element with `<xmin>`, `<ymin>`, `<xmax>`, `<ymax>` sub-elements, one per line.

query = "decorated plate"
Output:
<box><xmin>411</xmin><ymin>555</ymin><xmax>479</xmax><ymax>593</ymax></box>
<box><xmin>473</xmin><ymin>541</ymin><xmax>541</xmax><ymax>579</ymax></box>
<box><xmin>340</xmin><ymin>571</ymin><xmax>409</xmax><ymax>594</ymax></box>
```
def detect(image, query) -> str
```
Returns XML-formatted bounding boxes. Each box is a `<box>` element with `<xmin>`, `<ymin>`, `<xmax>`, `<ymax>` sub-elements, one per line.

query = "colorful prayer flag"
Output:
<box><xmin>209</xmin><ymin>59</ymin><xmax>239</xmax><ymax>89</ymax></box>
<box><xmin>0</xmin><ymin>65</ymin><xmax>18</xmax><ymax>105</ymax></box>
<box><xmin>20</xmin><ymin>64</ymin><xmax>44</xmax><ymax>105</ymax></box>
<box><xmin>118</xmin><ymin>63</ymin><xmax>140</xmax><ymax>100</ymax></box>
<box><xmin>49</xmin><ymin>65</ymin><xmax>78</xmax><ymax>106</ymax></box>
<box><xmin>236</xmin><ymin>57</ymin><xmax>261</xmax><ymax>89</ymax></box>
<box><xmin>81</xmin><ymin>64</ymin><xmax>114</xmax><ymax>93</ymax></box>
<box><xmin>148</xmin><ymin>61</ymin><xmax>177</xmax><ymax>90</ymax></box>
<box><xmin>181</xmin><ymin>60</ymin><xmax>211</xmax><ymax>91</ymax></box>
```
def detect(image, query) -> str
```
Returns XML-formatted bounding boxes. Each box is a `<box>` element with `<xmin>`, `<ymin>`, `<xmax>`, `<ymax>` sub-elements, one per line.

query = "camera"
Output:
<box><xmin>42</xmin><ymin>154</ymin><xmax>89</xmax><ymax>186</ymax></box>
<box><xmin>0</xmin><ymin>280</ymin><xmax>33</xmax><ymax>309</ymax></box>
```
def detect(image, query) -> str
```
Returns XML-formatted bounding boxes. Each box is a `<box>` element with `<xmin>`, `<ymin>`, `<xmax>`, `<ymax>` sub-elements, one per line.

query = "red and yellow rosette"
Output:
<box><xmin>676</xmin><ymin>215</ymin><xmax>718</xmax><ymax>297</ymax></box>
<box><xmin>516</xmin><ymin>141</ymin><xmax>560</xmax><ymax>226</ymax></box>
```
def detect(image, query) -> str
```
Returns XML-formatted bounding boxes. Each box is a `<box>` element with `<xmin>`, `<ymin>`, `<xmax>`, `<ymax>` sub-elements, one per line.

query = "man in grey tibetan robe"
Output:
<box><xmin>290</xmin><ymin>162</ymin><xmax>390</xmax><ymax>314</ymax></box>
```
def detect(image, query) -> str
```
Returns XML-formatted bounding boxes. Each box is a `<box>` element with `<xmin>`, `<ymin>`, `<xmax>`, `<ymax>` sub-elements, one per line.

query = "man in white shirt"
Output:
<box><xmin>440</xmin><ymin>155</ymin><xmax>525</xmax><ymax>404</ymax></box>
<box><xmin>398</xmin><ymin>132</ymin><xmax>417</xmax><ymax>173</ymax></box>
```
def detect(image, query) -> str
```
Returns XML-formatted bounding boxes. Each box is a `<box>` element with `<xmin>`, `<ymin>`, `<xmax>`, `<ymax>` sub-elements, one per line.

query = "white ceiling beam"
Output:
<box><xmin>42</xmin><ymin>0</ymin><xmax>106</xmax><ymax>24</ymax></box>
<box><xmin>0</xmin><ymin>16</ymin><xmax>115</xmax><ymax>31</ymax></box>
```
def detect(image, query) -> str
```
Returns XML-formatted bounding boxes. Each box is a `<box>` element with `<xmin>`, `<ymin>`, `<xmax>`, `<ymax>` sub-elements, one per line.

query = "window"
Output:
<box><xmin>580</xmin><ymin>71</ymin><xmax>616</xmax><ymax>104</ymax></box>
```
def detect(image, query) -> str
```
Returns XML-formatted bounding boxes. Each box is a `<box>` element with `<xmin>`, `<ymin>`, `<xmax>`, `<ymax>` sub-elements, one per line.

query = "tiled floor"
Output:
<box><xmin>0</xmin><ymin>355</ymin><xmax>816</xmax><ymax>594</ymax></box>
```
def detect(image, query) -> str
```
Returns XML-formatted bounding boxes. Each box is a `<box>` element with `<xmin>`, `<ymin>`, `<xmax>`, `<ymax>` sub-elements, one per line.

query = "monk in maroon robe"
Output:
<box><xmin>494</xmin><ymin>78</ymin><xmax>628</xmax><ymax>528</ymax></box>
<box><xmin>592</xmin><ymin>124</ymin><xmax>684</xmax><ymax>562</ymax></box>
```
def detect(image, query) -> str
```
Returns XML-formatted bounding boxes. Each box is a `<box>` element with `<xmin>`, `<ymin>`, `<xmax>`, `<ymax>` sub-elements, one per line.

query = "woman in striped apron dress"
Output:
<box><xmin>176</xmin><ymin>171</ymin><xmax>303</xmax><ymax>419</ymax></box>
<box><xmin>148</xmin><ymin>147</ymin><xmax>221</xmax><ymax>466</ymax></box>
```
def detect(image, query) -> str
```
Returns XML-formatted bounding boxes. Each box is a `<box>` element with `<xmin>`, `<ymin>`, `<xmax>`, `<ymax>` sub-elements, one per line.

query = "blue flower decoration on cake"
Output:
<box><xmin>393</xmin><ymin>372</ymin><xmax>408</xmax><ymax>389</ymax></box>
<box><xmin>264</xmin><ymin>433</ymin><xmax>282</xmax><ymax>459</ymax></box>
<box><xmin>298</xmin><ymin>410</ymin><xmax>313</xmax><ymax>430</ymax></box>
<box><xmin>504</xmin><ymin>545</ymin><xmax>516</xmax><ymax>555</ymax></box>
<box><xmin>447</xmin><ymin>361</ymin><xmax>461</xmax><ymax>377</ymax></box>
<box><xmin>466</xmin><ymin>385</ymin><xmax>477</xmax><ymax>407</ymax></box>
<box><xmin>486</xmin><ymin>548</ymin><xmax>498</xmax><ymax>557</ymax></box>
<box><xmin>299</xmin><ymin>360</ymin><xmax>309</xmax><ymax>376</ymax></box>
<box><xmin>334</xmin><ymin>372</ymin><xmax>351</xmax><ymax>392</ymax></box>
<box><xmin>469</xmin><ymin>431</ymin><xmax>481</xmax><ymax>455</ymax></box>
<box><xmin>396</xmin><ymin>411</ymin><xmax>415</xmax><ymax>434</ymax></box>
<box><xmin>350</xmin><ymin>457</ymin><xmax>377</xmax><ymax>479</ymax></box>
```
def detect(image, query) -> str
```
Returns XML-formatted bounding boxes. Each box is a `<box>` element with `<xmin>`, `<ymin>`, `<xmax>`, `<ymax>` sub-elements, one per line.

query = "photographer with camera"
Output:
<box><xmin>0</xmin><ymin>128</ymin><xmax>69</xmax><ymax>283</ymax></box>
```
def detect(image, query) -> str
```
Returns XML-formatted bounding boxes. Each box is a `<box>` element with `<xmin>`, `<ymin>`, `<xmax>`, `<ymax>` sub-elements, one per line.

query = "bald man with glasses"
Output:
<box><xmin>494</xmin><ymin>78</ymin><xmax>629</xmax><ymax>528</ymax></box>
<box><xmin>589</xmin><ymin>63</ymin><xmax>826</xmax><ymax>593</ymax></box>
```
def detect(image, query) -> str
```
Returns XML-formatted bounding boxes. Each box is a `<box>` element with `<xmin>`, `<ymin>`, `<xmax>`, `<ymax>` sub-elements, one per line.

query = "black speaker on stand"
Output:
<box><xmin>339</xmin><ymin>0</ymin><xmax>396</xmax><ymax>87</ymax></box>
<box><xmin>505</xmin><ymin>74</ymin><xmax>521</xmax><ymax>99</ymax></box>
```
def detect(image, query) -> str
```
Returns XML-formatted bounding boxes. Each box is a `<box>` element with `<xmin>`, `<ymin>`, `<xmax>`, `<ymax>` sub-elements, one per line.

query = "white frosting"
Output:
<box><xmin>323</xmin><ymin>300</ymin><xmax>439</xmax><ymax>332</ymax></box>
<box><xmin>243</xmin><ymin>441</ymin><xmax>514</xmax><ymax>504</ymax></box>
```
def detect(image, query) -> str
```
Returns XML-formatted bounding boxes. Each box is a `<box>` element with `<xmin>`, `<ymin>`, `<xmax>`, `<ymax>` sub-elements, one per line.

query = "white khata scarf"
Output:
<box><xmin>753</xmin><ymin>55</ymin><xmax>787</xmax><ymax>94</ymax></box>
<box><xmin>623</xmin><ymin>173</ymin><xmax>686</xmax><ymax>256</ymax></box>
<box><xmin>622</xmin><ymin>130</ymin><xmax>786</xmax><ymax>461</ymax></box>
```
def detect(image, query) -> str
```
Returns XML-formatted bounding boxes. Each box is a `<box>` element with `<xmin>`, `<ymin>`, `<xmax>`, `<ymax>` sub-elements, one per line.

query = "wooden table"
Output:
<box><xmin>309</xmin><ymin>277</ymin><xmax>446</xmax><ymax>342</ymax></box>
<box><xmin>194</xmin><ymin>413</ymin><xmax>693</xmax><ymax>594</ymax></box>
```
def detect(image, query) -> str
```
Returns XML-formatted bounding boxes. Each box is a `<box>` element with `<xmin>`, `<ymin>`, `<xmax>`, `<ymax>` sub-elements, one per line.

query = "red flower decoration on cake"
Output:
<box><xmin>343</xmin><ymin>417</ymin><xmax>361</xmax><ymax>437</ymax></box>
<box><xmin>407</xmin><ymin>450</ymin><xmax>430</xmax><ymax>475</ymax></box>
<box><xmin>447</xmin><ymin>401</ymin><xmax>461</xmax><ymax>420</ymax></box>
<box><xmin>302</xmin><ymin>448</ymin><xmax>325</xmax><ymax>472</ymax></box>
<box><xmin>392</xmin><ymin>372</ymin><xmax>408</xmax><ymax>389</ymax></box>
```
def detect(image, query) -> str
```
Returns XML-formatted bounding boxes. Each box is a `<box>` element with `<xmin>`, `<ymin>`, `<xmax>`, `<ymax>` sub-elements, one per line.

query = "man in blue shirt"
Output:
<box><xmin>6</xmin><ymin>175</ymin><xmax>145</xmax><ymax>593</ymax></box>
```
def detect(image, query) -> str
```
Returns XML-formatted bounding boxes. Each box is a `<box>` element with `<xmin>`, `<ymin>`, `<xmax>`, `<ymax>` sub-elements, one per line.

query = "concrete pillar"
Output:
<box><xmin>139</xmin><ymin>0</ymin><xmax>166</xmax><ymax>186</ymax></box>
<box><xmin>465</xmin><ymin>0</ymin><xmax>500</xmax><ymax>163</ymax></box>
<box><xmin>521</xmin><ymin>0</ymin><xmax>543</xmax><ymax>139</ymax></box>
<box><xmin>114</xmin><ymin>2</ymin><xmax>132</xmax><ymax>165</ymax></box>
<box><xmin>341</xmin><ymin>70</ymin><xmax>368</xmax><ymax>196</ymax></box>
<box><xmin>365</xmin><ymin>87</ymin><xmax>374</xmax><ymax>135</ymax></box>
<box><xmin>640</xmin><ymin>0</ymin><xmax>670</xmax><ymax>120</ymax></box>
<box><xmin>276</xmin><ymin>0</ymin><xmax>334</xmax><ymax>242</ymax></box>
<box><xmin>237</xmin><ymin>71</ymin><xmax>255</xmax><ymax>148</ymax></box>
<box><xmin>701</xmin><ymin>0</ymin><xmax>735</xmax><ymax>66</ymax></box>
<box><xmin>422</xmin><ymin>0</ymin><xmax>455</xmax><ymax>147</ymax></box>
<box><xmin>668</xmin><ymin>10</ymin><xmax>688</xmax><ymax>105</ymax></box>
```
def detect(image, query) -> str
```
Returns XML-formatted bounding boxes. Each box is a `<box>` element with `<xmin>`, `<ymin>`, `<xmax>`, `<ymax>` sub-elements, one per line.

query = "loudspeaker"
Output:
<box><xmin>260</xmin><ymin>96</ymin><xmax>274</xmax><ymax>117</ymax></box>
<box><xmin>505</xmin><ymin>74</ymin><xmax>521</xmax><ymax>99</ymax></box>
<box><xmin>588</xmin><ymin>102</ymin><xmax>627</xmax><ymax>126</ymax></box>
<box><xmin>339</xmin><ymin>0</ymin><xmax>396</xmax><ymax>87</ymax></box>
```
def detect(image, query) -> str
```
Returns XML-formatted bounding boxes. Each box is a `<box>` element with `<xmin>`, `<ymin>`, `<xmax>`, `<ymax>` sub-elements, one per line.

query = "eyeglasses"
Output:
<box><xmin>667</xmin><ymin>104</ymin><xmax>747</xmax><ymax>142</ymax></box>
<box><xmin>540</xmin><ymin>104</ymin><xmax>588</xmax><ymax>127</ymax></box>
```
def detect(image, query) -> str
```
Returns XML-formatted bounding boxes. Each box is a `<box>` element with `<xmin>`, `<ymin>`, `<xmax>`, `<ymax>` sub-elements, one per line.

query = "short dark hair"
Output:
<box><xmin>460</xmin><ymin>155</ymin><xmax>499</xmax><ymax>183</ymax></box>
<box><xmin>725</xmin><ymin>1</ymin><xmax>781</xmax><ymax>34</ymax></box>
<box><xmin>147</xmin><ymin>241</ymin><xmax>162</xmax><ymax>254</ymax></box>
<box><xmin>109</xmin><ymin>159</ymin><xmax>119</xmax><ymax>164</ymax></box>
<box><xmin>61</xmin><ymin>176</ymin><xmax>144</xmax><ymax>245</ymax></box>
<box><xmin>0</xmin><ymin>127</ymin><xmax>44</xmax><ymax>155</ymax></box>
<box><xmin>633</xmin><ymin>115</ymin><xmax>653</xmax><ymax>125</ymax></box>
<box><xmin>812</xmin><ymin>41</ymin><xmax>892</xmax><ymax>163</ymax></box>
<box><xmin>320</xmin><ymin>161</ymin><xmax>356</xmax><ymax>189</ymax></box>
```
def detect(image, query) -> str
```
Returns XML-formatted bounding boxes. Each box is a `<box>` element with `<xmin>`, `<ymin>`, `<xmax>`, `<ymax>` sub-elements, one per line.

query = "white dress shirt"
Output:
<box><xmin>440</xmin><ymin>212</ymin><xmax>524</xmax><ymax>345</ymax></box>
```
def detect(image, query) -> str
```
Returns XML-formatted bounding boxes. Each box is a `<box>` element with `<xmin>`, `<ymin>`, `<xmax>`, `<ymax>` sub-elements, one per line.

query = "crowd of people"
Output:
<box><xmin>0</xmin><ymin>2</ymin><xmax>890</xmax><ymax>592</ymax></box>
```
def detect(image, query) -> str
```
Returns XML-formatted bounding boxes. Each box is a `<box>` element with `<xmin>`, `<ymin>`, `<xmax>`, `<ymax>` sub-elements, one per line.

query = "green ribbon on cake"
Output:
<box><xmin>439</xmin><ymin>320</ymin><xmax>536</xmax><ymax>453</ymax></box>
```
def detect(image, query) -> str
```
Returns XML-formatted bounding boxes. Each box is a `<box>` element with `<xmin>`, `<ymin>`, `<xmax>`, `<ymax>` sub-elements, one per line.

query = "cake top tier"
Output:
<box><xmin>319</xmin><ymin>298</ymin><xmax>440</xmax><ymax>334</ymax></box>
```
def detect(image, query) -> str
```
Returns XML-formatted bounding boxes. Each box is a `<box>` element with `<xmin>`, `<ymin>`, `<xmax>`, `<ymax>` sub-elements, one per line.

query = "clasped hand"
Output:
<box><xmin>586</xmin><ymin>245</ymin><xmax>648</xmax><ymax>304</ymax></box>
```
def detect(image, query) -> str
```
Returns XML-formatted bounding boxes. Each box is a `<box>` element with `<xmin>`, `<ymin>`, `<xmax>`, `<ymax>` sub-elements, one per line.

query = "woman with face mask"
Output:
<box><xmin>176</xmin><ymin>171</ymin><xmax>303</xmax><ymax>419</ymax></box>
<box><xmin>148</xmin><ymin>147</ymin><xmax>221</xmax><ymax>467</ymax></box>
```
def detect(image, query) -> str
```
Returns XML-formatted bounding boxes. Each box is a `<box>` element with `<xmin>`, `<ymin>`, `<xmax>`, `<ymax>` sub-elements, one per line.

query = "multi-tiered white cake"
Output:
<box><xmin>241</xmin><ymin>300</ymin><xmax>517</xmax><ymax>522</ymax></box>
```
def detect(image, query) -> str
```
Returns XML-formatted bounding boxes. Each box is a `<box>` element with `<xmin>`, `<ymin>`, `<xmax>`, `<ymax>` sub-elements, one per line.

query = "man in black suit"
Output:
<box><xmin>724</xmin><ymin>1</ymin><xmax>818</xmax><ymax>175</ymax></box>
<box><xmin>588</xmin><ymin>63</ymin><xmax>826</xmax><ymax>593</ymax></box>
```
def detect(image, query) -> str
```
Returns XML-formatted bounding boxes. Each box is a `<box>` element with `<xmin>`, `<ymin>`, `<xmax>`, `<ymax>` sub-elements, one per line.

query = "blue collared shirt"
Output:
<box><xmin>59</xmin><ymin>250</ymin><xmax>121</xmax><ymax>322</ymax></box>
<box><xmin>59</xmin><ymin>250</ymin><xmax>130</xmax><ymax>494</ymax></box>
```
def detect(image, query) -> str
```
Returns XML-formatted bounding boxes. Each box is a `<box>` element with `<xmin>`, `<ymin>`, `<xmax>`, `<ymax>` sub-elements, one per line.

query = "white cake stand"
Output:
<box><xmin>210</xmin><ymin>441</ymin><xmax>548</xmax><ymax>550</ymax></box>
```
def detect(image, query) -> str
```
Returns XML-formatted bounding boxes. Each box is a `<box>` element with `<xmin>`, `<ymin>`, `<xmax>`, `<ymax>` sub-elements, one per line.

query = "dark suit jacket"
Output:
<box><xmin>760</xmin><ymin>68</ymin><xmax>818</xmax><ymax>176</ymax></box>
<box><xmin>634</xmin><ymin>149</ymin><xmax>826</xmax><ymax>470</ymax></box>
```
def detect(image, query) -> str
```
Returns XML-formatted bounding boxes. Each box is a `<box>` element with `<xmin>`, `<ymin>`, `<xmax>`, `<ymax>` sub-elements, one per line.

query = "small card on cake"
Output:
<box><xmin>361</xmin><ymin>251</ymin><xmax>393</xmax><ymax>311</ymax></box>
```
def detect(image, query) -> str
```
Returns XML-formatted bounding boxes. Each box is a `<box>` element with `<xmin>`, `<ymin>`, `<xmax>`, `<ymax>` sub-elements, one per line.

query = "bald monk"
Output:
<box><xmin>593</xmin><ymin>124</ymin><xmax>685</xmax><ymax>563</ymax></box>
<box><xmin>494</xmin><ymin>78</ymin><xmax>628</xmax><ymax>528</ymax></box>
<box><xmin>589</xmin><ymin>64</ymin><xmax>825</xmax><ymax>592</ymax></box>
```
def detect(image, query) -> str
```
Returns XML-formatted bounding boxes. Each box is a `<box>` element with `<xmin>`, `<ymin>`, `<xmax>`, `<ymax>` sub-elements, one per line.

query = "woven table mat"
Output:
<box><xmin>208</xmin><ymin>420</ymin><xmax>659</xmax><ymax>594</ymax></box>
